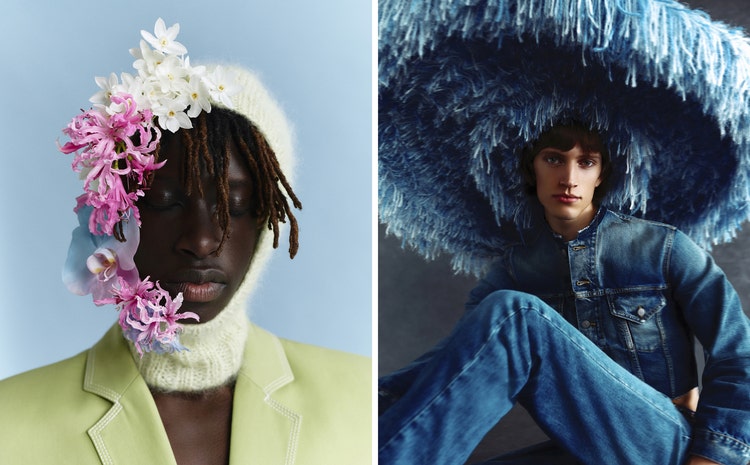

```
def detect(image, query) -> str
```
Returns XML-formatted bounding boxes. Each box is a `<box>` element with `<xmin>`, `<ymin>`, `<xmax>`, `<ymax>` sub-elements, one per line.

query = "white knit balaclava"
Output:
<box><xmin>132</xmin><ymin>65</ymin><xmax>296</xmax><ymax>392</ymax></box>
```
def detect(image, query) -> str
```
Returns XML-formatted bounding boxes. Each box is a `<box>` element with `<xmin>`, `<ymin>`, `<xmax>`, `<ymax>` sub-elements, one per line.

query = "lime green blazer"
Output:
<box><xmin>0</xmin><ymin>323</ymin><xmax>371</xmax><ymax>464</ymax></box>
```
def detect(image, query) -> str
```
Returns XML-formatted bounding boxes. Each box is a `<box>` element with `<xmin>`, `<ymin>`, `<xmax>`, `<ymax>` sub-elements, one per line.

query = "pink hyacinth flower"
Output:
<box><xmin>112</xmin><ymin>277</ymin><xmax>199</xmax><ymax>356</ymax></box>
<box><xmin>60</xmin><ymin>93</ymin><xmax>163</xmax><ymax>237</ymax></box>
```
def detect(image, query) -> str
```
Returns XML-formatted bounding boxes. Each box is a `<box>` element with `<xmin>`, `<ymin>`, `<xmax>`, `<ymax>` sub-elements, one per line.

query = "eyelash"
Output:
<box><xmin>142</xmin><ymin>190</ymin><xmax>255</xmax><ymax>217</ymax></box>
<box><xmin>144</xmin><ymin>194</ymin><xmax>181</xmax><ymax>210</ymax></box>
<box><xmin>543</xmin><ymin>156</ymin><xmax>598</xmax><ymax>168</ymax></box>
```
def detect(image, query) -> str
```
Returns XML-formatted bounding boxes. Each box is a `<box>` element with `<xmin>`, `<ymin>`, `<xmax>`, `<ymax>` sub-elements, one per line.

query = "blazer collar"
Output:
<box><xmin>83</xmin><ymin>324</ymin><xmax>176</xmax><ymax>465</ymax></box>
<box><xmin>228</xmin><ymin>323</ymin><xmax>300</xmax><ymax>465</ymax></box>
<box><xmin>82</xmin><ymin>323</ymin><xmax>300</xmax><ymax>465</ymax></box>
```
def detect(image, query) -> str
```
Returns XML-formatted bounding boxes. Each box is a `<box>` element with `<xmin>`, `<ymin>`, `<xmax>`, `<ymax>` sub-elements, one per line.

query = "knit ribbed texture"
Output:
<box><xmin>129</xmin><ymin>65</ymin><xmax>295</xmax><ymax>392</ymax></box>
<box><xmin>132</xmin><ymin>298</ymin><xmax>249</xmax><ymax>392</ymax></box>
<box><xmin>379</xmin><ymin>0</ymin><xmax>750</xmax><ymax>277</ymax></box>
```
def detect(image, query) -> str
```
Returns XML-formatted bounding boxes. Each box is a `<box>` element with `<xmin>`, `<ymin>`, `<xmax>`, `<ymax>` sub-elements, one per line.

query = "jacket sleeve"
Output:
<box><xmin>668</xmin><ymin>230</ymin><xmax>750</xmax><ymax>465</ymax></box>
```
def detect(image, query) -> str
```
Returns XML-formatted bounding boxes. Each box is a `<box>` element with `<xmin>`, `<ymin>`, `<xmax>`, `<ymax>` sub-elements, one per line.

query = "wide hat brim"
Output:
<box><xmin>379</xmin><ymin>0</ymin><xmax>750</xmax><ymax>276</ymax></box>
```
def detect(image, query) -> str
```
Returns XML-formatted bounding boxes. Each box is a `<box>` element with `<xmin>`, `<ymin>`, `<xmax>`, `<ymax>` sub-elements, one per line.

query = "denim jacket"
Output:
<box><xmin>380</xmin><ymin>207</ymin><xmax>750</xmax><ymax>464</ymax></box>
<box><xmin>465</xmin><ymin>208</ymin><xmax>750</xmax><ymax>464</ymax></box>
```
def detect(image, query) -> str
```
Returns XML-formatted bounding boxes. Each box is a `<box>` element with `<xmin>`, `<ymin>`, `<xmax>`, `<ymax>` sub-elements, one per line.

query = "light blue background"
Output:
<box><xmin>0</xmin><ymin>0</ymin><xmax>373</xmax><ymax>380</ymax></box>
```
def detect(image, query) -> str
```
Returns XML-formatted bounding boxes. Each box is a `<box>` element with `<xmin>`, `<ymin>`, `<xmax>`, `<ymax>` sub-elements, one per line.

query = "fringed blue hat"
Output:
<box><xmin>379</xmin><ymin>0</ymin><xmax>750</xmax><ymax>276</ymax></box>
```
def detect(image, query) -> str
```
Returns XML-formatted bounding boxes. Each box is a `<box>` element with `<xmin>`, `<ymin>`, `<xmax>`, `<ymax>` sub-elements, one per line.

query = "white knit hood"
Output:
<box><xmin>132</xmin><ymin>64</ymin><xmax>297</xmax><ymax>392</ymax></box>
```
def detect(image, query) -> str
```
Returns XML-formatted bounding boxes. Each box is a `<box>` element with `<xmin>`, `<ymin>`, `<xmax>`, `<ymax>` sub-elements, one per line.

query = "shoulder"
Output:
<box><xmin>602</xmin><ymin>209</ymin><xmax>677</xmax><ymax>232</ymax></box>
<box><xmin>0</xmin><ymin>350</ymin><xmax>105</xmax><ymax>456</ymax></box>
<box><xmin>278</xmin><ymin>339</ymin><xmax>372</xmax><ymax>414</ymax></box>
<box><xmin>278</xmin><ymin>337</ymin><xmax>371</xmax><ymax>396</ymax></box>
<box><xmin>270</xmin><ymin>336</ymin><xmax>371</xmax><ymax>462</ymax></box>
<box><xmin>0</xmin><ymin>350</ymin><xmax>88</xmax><ymax>401</ymax></box>
<box><xmin>598</xmin><ymin>209</ymin><xmax>680</xmax><ymax>251</ymax></box>
<box><xmin>242</xmin><ymin>324</ymin><xmax>370</xmax><ymax>407</ymax></box>
<box><xmin>280</xmin><ymin>337</ymin><xmax>370</xmax><ymax>369</ymax></box>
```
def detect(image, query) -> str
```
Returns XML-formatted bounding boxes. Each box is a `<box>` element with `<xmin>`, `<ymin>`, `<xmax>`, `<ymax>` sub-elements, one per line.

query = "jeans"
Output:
<box><xmin>379</xmin><ymin>290</ymin><xmax>693</xmax><ymax>465</ymax></box>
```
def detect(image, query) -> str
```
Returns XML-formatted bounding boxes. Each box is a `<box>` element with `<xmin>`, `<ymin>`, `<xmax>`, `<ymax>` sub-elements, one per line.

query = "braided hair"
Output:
<box><xmin>153</xmin><ymin>106</ymin><xmax>302</xmax><ymax>258</ymax></box>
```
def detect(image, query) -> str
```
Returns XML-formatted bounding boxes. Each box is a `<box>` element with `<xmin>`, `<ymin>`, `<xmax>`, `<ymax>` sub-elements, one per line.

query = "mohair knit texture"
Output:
<box><xmin>379</xmin><ymin>0</ymin><xmax>750</xmax><ymax>277</ymax></box>
<box><xmin>132</xmin><ymin>65</ymin><xmax>296</xmax><ymax>392</ymax></box>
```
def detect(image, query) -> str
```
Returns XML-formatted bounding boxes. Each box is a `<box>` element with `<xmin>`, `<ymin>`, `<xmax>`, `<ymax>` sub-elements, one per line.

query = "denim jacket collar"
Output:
<box><xmin>519</xmin><ymin>202</ymin><xmax>606</xmax><ymax>245</ymax></box>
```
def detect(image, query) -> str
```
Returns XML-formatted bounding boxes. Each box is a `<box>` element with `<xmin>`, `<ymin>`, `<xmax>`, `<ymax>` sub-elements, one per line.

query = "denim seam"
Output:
<box><xmin>656</xmin><ymin>312</ymin><xmax>678</xmax><ymax>396</ymax></box>
<box><xmin>536</xmin><ymin>308</ymin><xmax>691</xmax><ymax>437</ymax></box>
<box><xmin>379</xmin><ymin>305</ymin><xmax>528</xmax><ymax>452</ymax></box>
<box><xmin>694</xmin><ymin>428</ymin><xmax>750</xmax><ymax>451</ymax></box>
<box><xmin>380</xmin><ymin>301</ymin><xmax>693</xmax><ymax>455</ymax></box>
<box><xmin>663</xmin><ymin>228</ymin><xmax>675</xmax><ymax>279</ymax></box>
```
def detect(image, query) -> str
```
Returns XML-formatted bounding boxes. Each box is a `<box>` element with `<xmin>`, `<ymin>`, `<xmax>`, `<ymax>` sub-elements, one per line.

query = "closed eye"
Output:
<box><xmin>142</xmin><ymin>189</ymin><xmax>183</xmax><ymax>211</ymax></box>
<box><xmin>227</xmin><ymin>185</ymin><xmax>258</xmax><ymax>217</ymax></box>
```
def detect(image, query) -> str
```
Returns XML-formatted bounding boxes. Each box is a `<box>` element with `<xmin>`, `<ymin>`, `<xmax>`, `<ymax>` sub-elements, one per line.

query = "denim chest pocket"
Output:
<box><xmin>608</xmin><ymin>292</ymin><xmax>666</xmax><ymax>352</ymax></box>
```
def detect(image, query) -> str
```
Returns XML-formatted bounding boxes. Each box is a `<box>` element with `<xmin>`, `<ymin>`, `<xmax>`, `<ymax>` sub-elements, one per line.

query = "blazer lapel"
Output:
<box><xmin>83</xmin><ymin>325</ymin><xmax>176</xmax><ymax>465</ymax></box>
<box><xmin>82</xmin><ymin>323</ymin><xmax>301</xmax><ymax>465</ymax></box>
<box><xmin>229</xmin><ymin>324</ymin><xmax>300</xmax><ymax>465</ymax></box>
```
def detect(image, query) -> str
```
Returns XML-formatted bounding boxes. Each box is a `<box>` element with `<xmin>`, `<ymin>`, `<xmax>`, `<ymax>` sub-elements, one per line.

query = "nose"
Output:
<box><xmin>559</xmin><ymin>162</ymin><xmax>578</xmax><ymax>189</ymax></box>
<box><xmin>175</xmin><ymin>199</ymin><xmax>222</xmax><ymax>259</ymax></box>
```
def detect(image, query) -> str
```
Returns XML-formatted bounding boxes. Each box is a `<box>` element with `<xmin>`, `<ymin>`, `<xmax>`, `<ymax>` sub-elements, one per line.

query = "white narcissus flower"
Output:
<box><xmin>120</xmin><ymin>73</ymin><xmax>150</xmax><ymax>111</ymax></box>
<box><xmin>186</xmin><ymin>74</ymin><xmax>212</xmax><ymax>117</ymax></box>
<box><xmin>153</xmin><ymin>55</ymin><xmax>189</xmax><ymax>95</ymax></box>
<box><xmin>142</xmin><ymin>80</ymin><xmax>165</xmax><ymax>113</ymax></box>
<box><xmin>131</xmin><ymin>40</ymin><xmax>166</xmax><ymax>78</ymax></box>
<box><xmin>60</xmin><ymin>17</ymin><xmax>239</xmax><ymax>355</ymax></box>
<box><xmin>83</xmin><ymin>19</ymin><xmax>243</xmax><ymax>136</ymax></box>
<box><xmin>141</xmin><ymin>17</ymin><xmax>187</xmax><ymax>56</ymax></box>
<box><xmin>90</xmin><ymin>73</ymin><xmax>120</xmax><ymax>106</ymax></box>
<box><xmin>205</xmin><ymin>66</ymin><xmax>241</xmax><ymax>108</ymax></box>
<box><xmin>185</xmin><ymin>57</ymin><xmax>204</xmax><ymax>76</ymax></box>
<box><xmin>153</xmin><ymin>97</ymin><xmax>192</xmax><ymax>133</ymax></box>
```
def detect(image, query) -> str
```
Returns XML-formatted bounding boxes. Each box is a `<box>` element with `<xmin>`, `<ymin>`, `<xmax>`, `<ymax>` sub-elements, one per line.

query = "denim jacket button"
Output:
<box><xmin>636</xmin><ymin>306</ymin><xmax>646</xmax><ymax>318</ymax></box>
<box><xmin>581</xmin><ymin>320</ymin><xmax>591</xmax><ymax>329</ymax></box>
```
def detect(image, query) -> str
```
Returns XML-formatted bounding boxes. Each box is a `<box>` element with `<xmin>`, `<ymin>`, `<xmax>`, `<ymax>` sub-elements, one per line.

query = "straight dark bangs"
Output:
<box><xmin>530</xmin><ymin>124</ymin><xmax>605</xmax><ymax>156</ymax></box>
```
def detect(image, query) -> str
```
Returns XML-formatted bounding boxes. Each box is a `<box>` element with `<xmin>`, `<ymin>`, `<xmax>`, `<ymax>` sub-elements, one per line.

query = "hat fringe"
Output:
<box><xmin>379</xmin><ymin>0</ymin><xmax>750</xmax><ymax>276</ymax></box>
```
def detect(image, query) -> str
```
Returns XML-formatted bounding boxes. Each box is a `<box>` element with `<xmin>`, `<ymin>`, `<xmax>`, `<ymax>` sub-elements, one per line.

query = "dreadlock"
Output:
<box><xmin>152</xmin><ymin>106</ymin><xmax>302</xmax><ymax>258</ymax></box>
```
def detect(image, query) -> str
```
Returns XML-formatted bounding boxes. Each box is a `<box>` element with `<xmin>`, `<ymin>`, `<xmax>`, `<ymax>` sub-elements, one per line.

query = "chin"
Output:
<box><xmin>178</xmin><ymin>304</ymin><xmax>222</xmax><ymax>324</ymax></box>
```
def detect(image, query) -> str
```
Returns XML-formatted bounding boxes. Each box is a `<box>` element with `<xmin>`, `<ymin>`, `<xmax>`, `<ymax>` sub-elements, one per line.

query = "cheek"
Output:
<box><xmin>133</xmin><ymin>212</ymin><xmax>180</xmax><ymax>269</ymax></box>
<box><xmin>139</xmin><ymin>217</ymin><xmax>172</xmax><ymax>251</ymax></box>
<box><xmin>223</xmin><ymin>223</ymin><xmax>262</xmax><ymax>274</ymax></box>
<box><xmin>587</xmin><ymin>171</ymin><xmax>603</xmax><ymax>191</ymax></box>
<box><xmin>533</xmin><ymin>167</ymin><xmax>553</xmax><ymax>190</ymax></box>
<box><xmin>531</xmin><ymin>159</ymin><xmax>557</xmax><ymax>186</ymax></box>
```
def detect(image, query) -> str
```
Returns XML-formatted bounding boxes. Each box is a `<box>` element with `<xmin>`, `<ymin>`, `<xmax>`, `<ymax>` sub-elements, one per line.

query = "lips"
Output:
<box><xmin>160</xmin><ymin>269</ymin><xmax>228</xmax><ymax>303</ymax></box>
<box><xmin>553</xmin><ymin>194</ymin><xmax>580</xmax><ymax>204</ymax></box>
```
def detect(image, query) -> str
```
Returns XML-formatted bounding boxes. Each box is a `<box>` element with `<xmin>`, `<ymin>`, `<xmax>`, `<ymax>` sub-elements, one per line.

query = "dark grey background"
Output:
<box><xmin>378</xmin><ymin>1</ymin><xmax>750</xmax><ymax>462</ymax></box>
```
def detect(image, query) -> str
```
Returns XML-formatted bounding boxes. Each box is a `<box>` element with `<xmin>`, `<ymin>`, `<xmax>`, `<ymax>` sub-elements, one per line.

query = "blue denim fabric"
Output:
<box><xmin>380</xmin><ymin>290</ymin><xmax>693</xmax><ymax>464</ymax></box>
<box><xmin>379</xmin><ymin>209</ymin><xmax>750</xmax><ymax>465</ymax></box>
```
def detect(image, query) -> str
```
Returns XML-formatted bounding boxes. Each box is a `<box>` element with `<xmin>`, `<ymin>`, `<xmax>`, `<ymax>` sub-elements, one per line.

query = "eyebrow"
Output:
<box><xmin>537</xmin><ymin>148</ymin><xmax>601</xmax><ymax>157</ymax></box>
